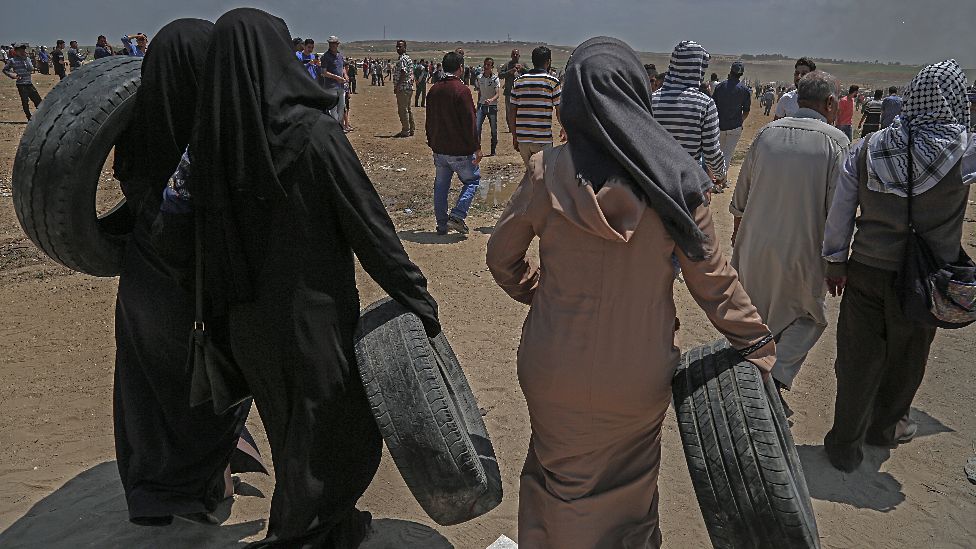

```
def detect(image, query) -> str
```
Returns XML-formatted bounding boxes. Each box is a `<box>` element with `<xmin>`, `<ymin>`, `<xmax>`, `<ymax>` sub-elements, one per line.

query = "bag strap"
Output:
<box><xmin>906</xmin><ymin>122</ymin><xmax>915</xmax><ymax>232</ymax></box>
<box><xmin>193</xmin><ymin>202</ymin><xmax>205</xmax><ymax>331</ymax></box>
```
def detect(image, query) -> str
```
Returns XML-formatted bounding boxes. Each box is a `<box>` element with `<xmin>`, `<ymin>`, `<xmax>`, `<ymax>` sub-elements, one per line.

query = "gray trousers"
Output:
<box><xmin>328</xmin><ymin>90</ymin><xmax>346</xmax><ymax>124</ymax></box>
<box><xmin>771</xmin><ymin>311</ymin><xmax>827</xmax><ymax>389</ymax></box>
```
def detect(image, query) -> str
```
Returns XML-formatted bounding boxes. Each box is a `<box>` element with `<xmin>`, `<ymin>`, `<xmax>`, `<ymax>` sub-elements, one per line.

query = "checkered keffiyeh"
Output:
<box><xmin>866</xmin><ymin>59</ymin><xmax>971</xmax><ymax>196</ymax></box>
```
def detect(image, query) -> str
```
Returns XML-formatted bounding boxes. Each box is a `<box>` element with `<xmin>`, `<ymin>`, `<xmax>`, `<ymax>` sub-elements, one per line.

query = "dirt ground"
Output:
<box><xmin>1</xmin><ymin>66</ymin><xmax>975</xmax><ymax>549</ymax></box>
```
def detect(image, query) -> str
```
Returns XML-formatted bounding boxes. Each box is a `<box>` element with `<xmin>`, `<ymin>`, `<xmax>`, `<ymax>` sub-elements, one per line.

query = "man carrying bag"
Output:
<box><xmin>820</xmin><ymin>59</ymin><xmax>975</xmax><ymax>473</ymax></box>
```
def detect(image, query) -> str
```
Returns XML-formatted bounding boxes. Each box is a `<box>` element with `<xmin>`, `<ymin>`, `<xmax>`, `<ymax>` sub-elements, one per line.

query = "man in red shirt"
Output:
<box><xmin>835</xmin><ymin>85</ymin><xmax>858</xmax><ymax>140</ymax></box>
<box><xmin>425</xmin><ymin>51</ymin><xmax>483</xmax><ymax>235</ymax></box>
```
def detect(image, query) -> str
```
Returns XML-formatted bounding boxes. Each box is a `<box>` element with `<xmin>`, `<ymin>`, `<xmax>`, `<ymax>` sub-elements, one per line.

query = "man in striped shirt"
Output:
<box><xmin>3</xmin><ymin>44</ymin><xmax>41</xmax><ymax>121</ymax></box>
<box><xmin>651</xmin><ymin>41</ymin><xmax>726</xmax><ymax>193</ymax></box>
<box><xmin>510</xmin><ymin>46</ymin><xmax>561</xmax><ymax>168</ymax></box>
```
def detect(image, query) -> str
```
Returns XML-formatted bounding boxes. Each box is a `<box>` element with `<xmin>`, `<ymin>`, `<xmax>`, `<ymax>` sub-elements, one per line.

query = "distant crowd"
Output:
<box><xmin>1</xmin><ymin>34</ymin><xmax>147</xmax><ymax>120</ymax></box>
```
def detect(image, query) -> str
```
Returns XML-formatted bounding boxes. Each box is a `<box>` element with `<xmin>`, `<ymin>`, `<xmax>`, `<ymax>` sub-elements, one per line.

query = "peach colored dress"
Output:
<box><xmin>487</xmin><ymin>145</ymin><xmax>775</xmax><ymax>549</ymax></box>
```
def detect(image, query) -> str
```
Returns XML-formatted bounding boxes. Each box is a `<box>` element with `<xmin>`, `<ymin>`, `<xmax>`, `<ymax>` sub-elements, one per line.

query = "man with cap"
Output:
<box><xmin>321</xmin><ymin>35</ymin><xmax>349</xmax><ymax>123</ymax></box>
<box><xmin>712</xmin><ymin>60</ymin><xmax>752</xmax><ymax>189</ymax></box>
<box><xmin>3</xmin><ymin>43</ymin><xmax>42</xmax><ymax>120</ymax></box>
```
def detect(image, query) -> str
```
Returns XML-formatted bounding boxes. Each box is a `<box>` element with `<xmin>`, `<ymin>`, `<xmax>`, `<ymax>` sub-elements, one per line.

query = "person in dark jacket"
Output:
<box><xmin>94</xmin><ymin>35</ymin><xmax>114</xmax><ymax>59</ymax></box>
<box><xmin>187</xmin><ymin>9</ymin><xmax>441</xmax><ymax>547</ymax></box>
<box><xmin>425</xmin><ymin>51</ymin><xmax>483</xmax><ymax>236</ymax></box>
<box><xmin>51</xmin><ymin>40</ymin><xmax>66</xmax><ymax>80</ymax></box>
<box><xmin>110</xmin><ymin>18</ymin><xmax>266</xmax><ymax>527</ymax></box>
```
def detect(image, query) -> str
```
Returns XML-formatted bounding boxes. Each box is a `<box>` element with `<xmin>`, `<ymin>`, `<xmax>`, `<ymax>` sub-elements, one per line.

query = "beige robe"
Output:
<box><xmin>487</xmin><ymin>145</ymin><xmax>775</xmax><ymax>549</ymax></box>
<box><xmin>731</xmin><ymin>111</ymin><xmax>850</xmax><ymax>337</ymax></box>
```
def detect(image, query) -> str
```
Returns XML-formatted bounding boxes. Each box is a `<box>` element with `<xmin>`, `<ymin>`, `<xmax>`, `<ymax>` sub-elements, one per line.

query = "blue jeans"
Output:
<box><xmin>839</xmin><ymin>124</ymin><xmax>853</xmax><ymax>141</ymax></box>
<box><xmin>476</xmin><ymin>104</ymin><xmax>498</xmax><ymax>151</ymax></box>
<box><xmin>433</xmin><ymin>153</ymin><xmax>481</xmax><ymax>230</ymax></box>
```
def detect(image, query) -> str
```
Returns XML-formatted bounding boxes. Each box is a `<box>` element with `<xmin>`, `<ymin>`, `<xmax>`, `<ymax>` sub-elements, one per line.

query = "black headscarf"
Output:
<box><xmin>188</xmin><ymin>8</ymin><xmax>340</xmax><ymax>308</ymax></box>
<box><xmin>114</xmin><ymin>18</ymin><xmax>214</xmax><ymax>214</ymax></box>
<box><xmin>561</xmin><ymin>37</ymin><xmax>713</xmax><ymax>261</ymax></box>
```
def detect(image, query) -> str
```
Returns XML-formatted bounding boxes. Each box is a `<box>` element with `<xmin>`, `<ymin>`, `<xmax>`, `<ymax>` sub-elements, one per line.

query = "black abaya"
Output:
<box><xmin>190</xmin><ymin>9</ymin><xmax>440</xmax><ymax>547</ymax></box>
<box><xmin>112</xmin><ymin>18</ymin><xmax>263</xmax><ymax>524</ymax></box>
<box><xmin>115</xmin><ymin>209</ymin><xmax>250</xmax><ymax>522</ymax></box>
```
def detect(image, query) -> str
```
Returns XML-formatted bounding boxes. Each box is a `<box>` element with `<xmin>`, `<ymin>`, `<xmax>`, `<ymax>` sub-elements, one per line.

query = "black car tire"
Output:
<box><xmin>355</xmin><ymin>298</ymin><xmax>502</xmax><ymax>526</ymax></box>
<box><xmin>673</xmin><ymin>339</ymin><xmax>820</xmax><ymax>549</ymax></box>
<box><xmin>13</xmin><ymin>56</ymin><xmax>142</xmax><ymax>276</ymax></box>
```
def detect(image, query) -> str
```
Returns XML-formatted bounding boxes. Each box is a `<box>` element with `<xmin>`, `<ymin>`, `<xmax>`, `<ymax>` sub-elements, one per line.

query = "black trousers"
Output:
<box><xmin>16</xmin><ymin>84</ymin><xmax>41</xmax><ymax>120</ymax></box>
<box><xmin>824</xmin><ymin>260</ymin><xmax>936</xmax><ymax>462</ymax></box>
<box><xmin>415</xmin><ymin>82</ymin><xmax>427</xmax><ymax>107</ymax></box>
<box><xmin>349</xmin><ymin>76</ymin><xmax>356</xmax><ymax>93</ymax></box>
<box><xmin>55</xmin><ymin>66</ymin><xmax>66</xmax><ymax>80</ymax></box>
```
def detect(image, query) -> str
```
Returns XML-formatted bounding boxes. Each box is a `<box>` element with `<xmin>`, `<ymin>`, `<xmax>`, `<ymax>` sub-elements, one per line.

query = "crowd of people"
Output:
<box><xmin>1</xmin><ymin>33</ymin><xmax>149</xmax><ymax>120</ymax></box>
<box><xmin>4</xmin><ymin>9</ymin><xmax>976</xmax><ymax>548</ymax></box>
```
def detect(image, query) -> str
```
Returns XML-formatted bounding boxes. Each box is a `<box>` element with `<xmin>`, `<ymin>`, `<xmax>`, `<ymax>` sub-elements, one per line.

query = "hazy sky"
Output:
<box><xmin>2</xmin><ymin>0</ymin><xmax>973</xmax><ymax>68</ymax></box>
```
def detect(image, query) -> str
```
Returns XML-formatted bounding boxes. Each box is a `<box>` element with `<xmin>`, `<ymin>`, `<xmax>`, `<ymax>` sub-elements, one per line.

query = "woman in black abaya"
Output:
<box><xmin>188</xmin><ymin>8</ymin><xmax>441</xmax><ymax>547</ymax></box>
<box><xmin>112</xmin><ymin>18</ymin><xmax>265</xmax><ymax>526</ymax></box>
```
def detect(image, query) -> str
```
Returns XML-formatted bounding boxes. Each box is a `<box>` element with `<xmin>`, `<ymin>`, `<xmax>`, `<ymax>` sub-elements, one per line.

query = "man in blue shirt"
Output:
<box><xmin>295</xmin><ymin>39</ymin><xmax>319</xmax><ymax>81</ymax></box>
<box><xmin>121</xmin><ymin>34</ymin><xmax>147</xmax><ymax>57</ymax></box>
<box><xmin>712</xmin><ymin>60</ymin><xmax>752</xmax><ymax>188</ymax></box>
<box><xmin>880</xmin><ymin>86</ymin><xmax>903</xmax><ymax>128</ymax></box>
<box><xmin>3</xmin><ymin>44</ymin><xmax>41</xmax><ymax>120</ymax></box>
<box><xmin>320</xmin><ymin>36</ymin><xmax>348</xmax><ymax>123</ymax></box>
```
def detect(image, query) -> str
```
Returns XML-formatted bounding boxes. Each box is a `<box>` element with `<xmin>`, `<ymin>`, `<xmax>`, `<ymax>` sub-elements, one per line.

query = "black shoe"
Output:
<box><xmin>393</xmin><ymin>130</ymin><xmax>410</xmax><ymax>138</ymax></box>
<box><xmin>447</xmin><ymin>216</ymin><xmax>469</xmax><ymax>235</ymax></box>
<box><xmin>825</xmin><ymin>442</ymin><xmax>863</xmax><ymax>473</ymax></box>
<box><xmin>436</xmin><ymin>227</ymin><xmax>448</xmax><ymax>236</ymax></box>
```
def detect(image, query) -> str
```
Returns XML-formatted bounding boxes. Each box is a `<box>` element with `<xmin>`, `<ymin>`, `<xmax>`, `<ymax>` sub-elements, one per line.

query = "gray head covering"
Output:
<box><xmin>560</xmin><ymin>36</ymin><xmax>712</xmax><ymax>260</ymax></box>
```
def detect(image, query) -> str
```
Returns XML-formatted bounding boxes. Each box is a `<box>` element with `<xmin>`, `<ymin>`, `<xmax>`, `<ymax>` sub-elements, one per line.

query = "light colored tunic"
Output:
<box><xmin>730</xmin><ymin>108</ymin><xmax>849</xmax><ymax>384</ymax></box>
<box><xmin>487</xmin><ymin>145</ymin><xmax>775</xmax><ymax>549</ymax></box>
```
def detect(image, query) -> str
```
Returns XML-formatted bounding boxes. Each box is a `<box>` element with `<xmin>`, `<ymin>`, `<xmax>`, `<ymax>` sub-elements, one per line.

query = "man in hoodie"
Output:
<box><xmin>713</xmin><ymin>61</ymin><xmax>752</xmax><ymax>184</ymax></box>
<box><xmin>651</xmin><ymin>41</ymin><xmax>726</xmax><ymax>193</ymax></box>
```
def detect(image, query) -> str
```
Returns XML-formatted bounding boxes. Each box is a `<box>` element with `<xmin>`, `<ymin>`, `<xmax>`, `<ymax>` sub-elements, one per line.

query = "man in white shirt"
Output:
<box><xmin>774</xmin><ymin>57</ymin><xmax>817</xmax><ymax>120</ymax></box>
<box><xmin>732</xmin><ymin>71</ymin><xmax>849</xmax><ymax>410</ymax></box>
<box><xmin>476</xmin><ymin>57</ymin><xmax>501</xmax><ymax>156</ymax></box>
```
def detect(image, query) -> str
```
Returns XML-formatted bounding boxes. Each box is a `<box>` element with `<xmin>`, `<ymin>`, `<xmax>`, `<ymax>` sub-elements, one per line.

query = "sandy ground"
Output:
<box><xmin>1</xmin><ymin>67</ymin><xmax>975</xmax><ymax>549</ymax></box>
